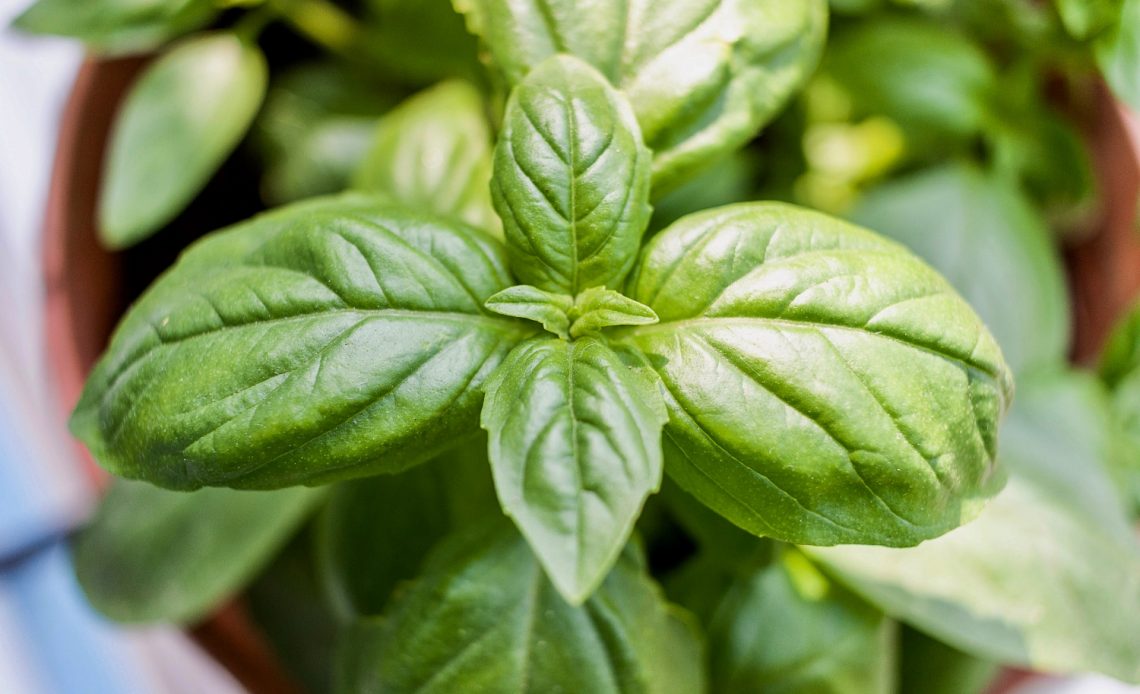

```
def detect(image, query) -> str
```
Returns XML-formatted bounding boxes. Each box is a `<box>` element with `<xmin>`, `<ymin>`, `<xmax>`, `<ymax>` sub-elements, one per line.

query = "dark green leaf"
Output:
<box><xmin>897</xmin><ymin>626</ymin><xmax>996</xmax><ymax>694</ymax></box>
<box><xmin>72</xmin><ymin>196</ymin><xmax>532</xmax><ymax>490</ymax></box>
<box><xmin>492</xmin><ymin>54</ymin><xmax>652</xmax><ymax>294</ymax></box>
<box><xmin>824</xmin><ymin>19</ymin><xmax>995</xmax><ymax>148</ymax></box>
<box><xmin>707</xmin><ymin>548</ymin><xmax>896</xmax><ymax>694</ymax></box>
<box><xmin>12</xmin><ymin>0</ymin><xmax>215</xmax><ymax>53</ymax></box>
<box><xmin>72</xmin><ymin>479</ymin><xmax>325</xmax><ymax>624</ymax></box>
<box><xmin>246</xmin><ymin>534</ymin><xmax>340</xmax><ymax>693</ymax></box>
<box><xmin>456</xmin><ymin>0</ymin><xmax>828</xmax><ymax>190</ymax></box>
<box><xmin>851</xmin><ymin>165</ymin><xmax>1069</xmax><ymax>376</ymax></box>
<box><xmin>362</xmin><ymin>0</ymin><xmax>484</xmax><ymax>84</ymax></box>
<box><xmin>336</xmin><ymin>522</ymin><xmax>704</xmax><ymax>693</ymax></box>
<box><xmin>98</xmin><ymin>33</ymin><xmax>268</xmax><ymax>248</ymax></box>
<box><xmin>808</xmin><ymin>372</ymin><xmax>1140</xmax><ymax>683</ymax></box>
<box><xmin>1097</xmin><ymin>0</ymin><xmax>1140</xmax><ymax>111</ymax></box>
<box><xmin>353</xmin><ymin>80</ymin><xmax>500</xmax><ymax>234</ymax></box>
<box><xmin>618</xmin><ymin>203</ymin><xmax>1013</xmax><ymax>547</ymax></box>
<box><xmin>315</xmin><ymin>442</ymin><xmax>497</xmax><ymax>619</ymax></box>
<box><xmin>482</xmin><ymin>336</ymin><xmax>667</xmax><ymax>603</ymax></box>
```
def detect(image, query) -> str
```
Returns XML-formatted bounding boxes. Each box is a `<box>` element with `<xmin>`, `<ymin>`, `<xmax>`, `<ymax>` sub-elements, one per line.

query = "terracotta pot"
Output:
<box><xmin>41</xmin><ymin>57</ymin><xmax>301</xmax><ymax>694</ymax></box>
<box><xmin>40</xmin><ymin>58</ymin><xmax>1140</xmax><ymax>693</ymax></box>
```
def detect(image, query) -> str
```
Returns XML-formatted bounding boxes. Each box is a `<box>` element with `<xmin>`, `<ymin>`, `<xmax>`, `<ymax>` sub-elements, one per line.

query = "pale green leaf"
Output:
<box><xmin>98</xmin><ymin>33</ymin><xmax>268</xmax><ymax>248</ymax></box>
<box><xmin>1097</xmin><ymin>0</ymin><xmax>1140</xmax><ymax>111</ymax></box>
<box><xmin>12</xmin><ymin>0</ymin><xmax>215</xmax><ymax>53</ymax></box>
<box><xmin>807</xmin><ymin>372</ymin><xmax>1140</xmax><ymax>683</ymax></box>
<box><xmin>353</xmin><ymin>80</ymin><xmax>500</xmax><ymax>234</ymax></box>
<box><xmin>569</xmin><ymin>287</ymin><xmax>658</xmax><ymax>338</ymax></box>
<box><xmin>485</xmin><ymin>285</ymin><xmax>574</xmax><ymax>338</ymax></box>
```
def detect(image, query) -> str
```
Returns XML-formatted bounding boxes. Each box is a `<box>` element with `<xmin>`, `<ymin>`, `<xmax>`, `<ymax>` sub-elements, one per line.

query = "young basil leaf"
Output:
<box><xmin>71</xmin><ymin>479</ymin><xmax>325</xmax><ymax>624</ymax></box>
<box><xmin>1097</xmin><ymin>0</ymin><xmax>1140</xmax><ymax>112</ymax></box>
<box><xmin>481</xmin><ymin>336</ymin><xmax>668</xmax><ymax>603</ymax></box>
<box><xmin>824</xmin><ymin>19</ymin><xmax>996</xmax><ymax>149</ymax></box>
<box><xmin>456</xmin><ymin>0</ymin><xmax>827</xmax><ymax>191</ymax></box>
<box><xmin>897</xmin><ymin>626</ymin><xmax>997</xmax><ymax>694</ymax></box>
<box><xmin>807</xmin><ymin>372</ymin><xmax>1140</xmax><ymax>683</ymax></box>
<box><xmin>12</xmin><ymin>0</ymin><xmax>216</xmax><ymax>54</ymax></box>
<box><xmin>851</xmin><ymin>165</ymin><xmax>1069</xmax><ymax>376</ymax></box>
<box><xmin>98</xmin><ymin>33</ymin><xmax>268</xmax><ymax>248</ymax></box>
<box><xmin>485</xmin><ymin>285</ymin><xmax>574</xmax><ymax>338</ymax></box>
<box><xmin>617</xmin><ymin>202</ymin><xmax>1013</xmax><ymax>547</ymax></box>
<box><xmin>569</xmin><ymin>287</ymin><xmax>658</xmax><ymax>338</ymax></box>
<box><xmin>335</xmin><ymin>521</ymin><xmax>704</xmax><ymax>693</ymax></box>
<box><xmin>353</xmin><ymin>80</ymin><xmax>500</xmax><ymax>235</ymax></box>
<box><xmin>315</xmin><ymin>442</ymin><xmax>498</xmax><ymax>620</ymax></box>
<box><xmin>492</xmin><ymin>54</ymin><xmax>652</xmax><ymax>294</ymax></box>
<box><xmin>72</xmin><ymin>196</ymin><xmax>533</xmax><ymax>490</ymax></box>
<box><xmin>706</xmin><ymin>548</ymin><xmax>896</xmax><ymax>694</ymax></box>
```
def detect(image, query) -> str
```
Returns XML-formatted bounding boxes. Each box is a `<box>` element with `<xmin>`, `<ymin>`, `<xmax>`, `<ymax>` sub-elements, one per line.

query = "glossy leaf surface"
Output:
<box><xmin>492</xmin><ymin>55</ymin><xmax>652</xmax><ymax>294</ymax></box>
<box><xmin>353</xmin><ymin>80</ymin><xmax>499</xmax><ymax>234</ymax></box>
<box><xmin>456</xmin><ymin>0</ymin><xmax>828</xmax><ymax>190</ymax></box>
<box><xmin>72</xmin><ymin>196</ymin><xmax>532</xmax><ymax>489</ymax></box>
<box><xmin>72</xmin><ymin>479</ymin><xmax>324</xmax><ymax>624</ymax></box>
<box><xmin>12</xmin><ymin>0</ymin><xmax>215</xmax><ymax>53</ymax></box>
<box><xmin>482</xmin><ymin>336</ymin><xmax>667</xmax><ymax>603</ymax></box>
<box><xmin>619</xmin><ymin>203</ymin><xmax>1012</xmax><ymax>547</ymax></box>
<box><xmin>99</xmin><ymin>33</ymin><xmax>267</xmax><ymax>248</ymax></box>
<box><xmin>851</xmin><ymin>165</ymin><xmax>1069</xmax><ymax>376</ymax></box>
<box><xmin>808</xmin><ymin>372</ymin><xmax>1140</xmax><ymax>683</ymax></box>
<box><xmin>707</xmin><ymin>549</ymin><xmax>896</xmax><ymax>694</ymax></box>
<box><xmin>336</xmin><ymin>522</ymin><xmax>703</xmax><ymax>693</ymax></box>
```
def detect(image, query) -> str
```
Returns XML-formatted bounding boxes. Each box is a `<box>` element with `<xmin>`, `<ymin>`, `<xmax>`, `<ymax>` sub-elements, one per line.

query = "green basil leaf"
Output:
<box><xmin>1097</xmin><ymin>0</ymin><xmax>1140</xmax><ymax>112</ymax></box>
<box><xmin>492</xmin><ymin>54</ymin><xmax>652</xmax><ymax>294</ymax></box>
<box><xmin>618</xmin><ymin>202</ymin><xmax>1013</xmax><ymax>547</ymax></box>
<box><xmin>1056</xmin><ymin>0</ymin><xmax>1122</xmax><ymax>39</ymax></box>
<box><xmin>807</xmin><ymin>372</ymin><xmax>1140</xmax><ymax>683</ymax></box>
<box><xmin>12</xmin><ymin>0</ymin><xmax>216</xmax><ymax>54</ymax></box>
<box><xmin>254</xmin><ymin>61</ymin><xmax>400</xmax><ymax>206</ymax></box>
<box><xmin>336</xmin><ymin>521</ymin><xmax>704</xmax><ymax>693</ymax></box>
<box><xmin>72</xmin><ymin>196</ymin><xmax>532</xmax><ymax>490</ymax></box>
<box><xmin>353</xmin><ymin>80</ymin><xmax>500</xmax><ymax>235</ymax></box>
<box><xmin>98</xmin><ymin>33</ymin><xmax>268</xmax><ymax>248</ymax></box>
<box><xmin>897</xmin><ymin>626</ymin><xmax>996</xmax><ymax>694</ymax></box>
<box><xmin>851</xmin><ymin>165</ymin><xmax>1069</xmax><ymax>376</ymax></box>
<box><xmin>72</xmin><ymin>479</ymin><xmax>325</xmax><ymax>624</ymax></box>
<box><xmin>707</xmin><ymin>548</ymin><xmax>896</xmax><ymax>694</ymax></box>
<box><xmin>456</xmin><ymin>0</ymin><xmax>827</xmax><ymax>191</ymax></box>
<box><xmin>315</xmin><ymin>442</ymin><xmax>498</xmax><ymax>619</ymax></box>
<box><xmin>481</xmin><ymin>336</ymin><xmax>667</xmax><ymax>603</ymax></box>
<box><xmin>824</xmin><ymin>19</ymin><xmax>995</xmax><ymax>148</ymax></box>
<box><xmin>569</xmin><ymin>287</ymin><xmax>658</xmax><ymax>338</ymax></box>
<box><xmin>485</xmin><ymin>285</ymin><xmax>574</xmax><ymax>338</ymax></box>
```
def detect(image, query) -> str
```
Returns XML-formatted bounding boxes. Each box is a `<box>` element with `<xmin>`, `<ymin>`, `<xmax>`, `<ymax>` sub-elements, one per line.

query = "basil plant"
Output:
<box><xmin>27</xmin><ymin>0</ymin><xmax>1140</xmax><ymax>691</ymax></box>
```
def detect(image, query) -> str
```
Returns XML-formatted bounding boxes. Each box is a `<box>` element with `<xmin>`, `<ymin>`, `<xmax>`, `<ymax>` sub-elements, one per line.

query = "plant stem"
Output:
<box><xmin>266</xmin><ymin>0</ymin><xmax>365</xmax><ymax>58</ymax></box>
